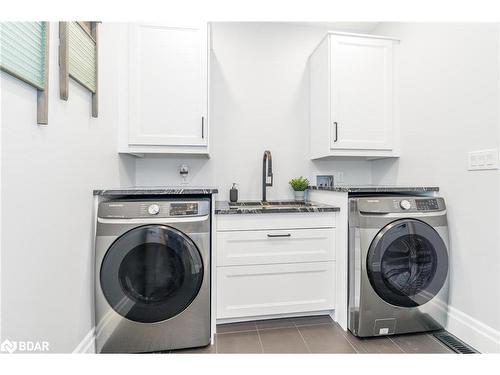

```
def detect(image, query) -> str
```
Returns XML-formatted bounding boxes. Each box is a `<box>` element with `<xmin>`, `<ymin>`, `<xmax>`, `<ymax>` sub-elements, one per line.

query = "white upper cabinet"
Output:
<box><xmin>125</xmin><ymin>23</ymin><xmax>209</xmax><ymax>155</ymax></box>
<box><xmin>309</xmin><ymin>32</ymin><xmax>399</xmax><ymax>159</ymax></box>
<box><xmin>330</xmin><ymin>36</ymin><xmax>393</xmax><ymax>150</ymax></box>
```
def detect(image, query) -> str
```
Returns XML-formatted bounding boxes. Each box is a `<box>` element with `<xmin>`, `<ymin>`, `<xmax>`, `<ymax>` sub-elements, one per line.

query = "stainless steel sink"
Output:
<box><xmin>228</xmin><ymin>201</ymin><xmax>314</xmax><ymax>210</ymax></box>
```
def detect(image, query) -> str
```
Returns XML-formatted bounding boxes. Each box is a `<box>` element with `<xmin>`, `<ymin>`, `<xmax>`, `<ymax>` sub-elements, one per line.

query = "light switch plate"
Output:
<box><xmin>468</xmin><ymin>148</ymin><xmax>499</xmax><ymax>170</ymax></box>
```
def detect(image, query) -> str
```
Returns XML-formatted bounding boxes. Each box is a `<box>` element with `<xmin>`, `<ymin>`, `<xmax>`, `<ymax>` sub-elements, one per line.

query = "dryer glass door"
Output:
<box><xmin>366</xmin><ymin>219</ymin><xmax>448</xmax><ymax>307</ymax></box>
<box><xmin>100</xmin><ymin>224</ymin><xmax>204</xmax><ymax>323</ymax></box>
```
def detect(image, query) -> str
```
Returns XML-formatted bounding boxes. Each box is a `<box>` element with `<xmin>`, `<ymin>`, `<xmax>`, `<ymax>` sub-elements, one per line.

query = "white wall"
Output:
<box><xmin>371</xmin><ymin>23</ymin><xmax>500</xmax><ymax>352</ymax></box>
<box><xmin>135</xmin><ymin>23</ymin><xmax>373</xmax><ymax>200</ymax></box>
<box><xmin>0</xmin><ymin>23</ymin><xmax>135</xmax><ymax>352</ymax></box>
<box><xmin>4</xmin><ymin>21</ymin><xmax>497</xmax><ymax>354</ymax></box>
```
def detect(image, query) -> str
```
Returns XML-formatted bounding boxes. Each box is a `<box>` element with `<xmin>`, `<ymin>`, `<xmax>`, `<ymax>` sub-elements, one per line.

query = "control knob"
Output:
<box><xmin>148</xmin><ymin>204</ymin><xmax>160</xmax><ymax>215</ymax></box>
<box><xmin>399</xmin><ymin>200</ymin><xmax>412</xmax><ymax>210</ymax></box>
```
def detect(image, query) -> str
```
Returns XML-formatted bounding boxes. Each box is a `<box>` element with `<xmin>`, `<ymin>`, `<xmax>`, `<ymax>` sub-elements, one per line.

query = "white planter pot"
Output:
<box><xmin>293</xmin><ymin>191</ymin><xmax>305</xmax><ymax>202</ymax></box>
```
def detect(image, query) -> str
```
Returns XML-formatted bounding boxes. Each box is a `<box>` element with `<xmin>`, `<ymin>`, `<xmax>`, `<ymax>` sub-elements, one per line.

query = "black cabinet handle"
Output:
<box><xmin>201</xmin><ymin>116</ymin><xmax>204</xmax><ymax>139</ymax></box>
<box><xmin>333</xmin><ymin>122</ymin><xmax>338</xmax><ymax>142</ymax></box>
<box><xmin>267</xmin><ymin>233</ymin><xmax>291</xmax><ymax>238</ymax></box>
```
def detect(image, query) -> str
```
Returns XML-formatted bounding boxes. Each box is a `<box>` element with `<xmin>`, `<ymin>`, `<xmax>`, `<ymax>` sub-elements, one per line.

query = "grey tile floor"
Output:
<box><xmin>172</xmin><ymin>315</ymin><xmax>454</xmax><ymax>354</ymax></box>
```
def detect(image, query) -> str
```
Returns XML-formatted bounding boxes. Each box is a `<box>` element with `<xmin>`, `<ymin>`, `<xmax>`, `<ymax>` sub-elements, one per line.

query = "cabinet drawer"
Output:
<box><xmin>216</xmin><ymin>212</ymin><xmax>335</xmax><ymax>231</ymax></box>
<box><xmin>216</xmin><ymin>262</ymin><xmax>335</xmax><ymax>319</ymax></box>
<box><xmin>217</xmin><ymin>228</ymin><xmax>335</xmax><ymax>266</ymax></box>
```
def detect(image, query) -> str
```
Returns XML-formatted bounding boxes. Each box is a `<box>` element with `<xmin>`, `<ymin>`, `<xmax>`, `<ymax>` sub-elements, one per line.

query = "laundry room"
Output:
<box><xmin>0</xmin><ymin>0</ymin><xmax>499</xmax><ymax>374</ymax></box>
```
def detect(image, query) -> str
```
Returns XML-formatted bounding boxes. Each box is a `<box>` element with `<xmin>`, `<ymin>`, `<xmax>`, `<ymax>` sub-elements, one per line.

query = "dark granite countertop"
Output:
<box><xmin>93</xmin><ymin>186</ymin><xmax>218</xmax><ymax>196</ymax></box>
<box><xmin>215</xmin><ymin>200</ymin><xmax>340</xmax><ymax>215</ymax></box>
<box><xmin>309</xmin><ymin>185</ymin><xmax>439</xmax><ymax>194</ymax></box>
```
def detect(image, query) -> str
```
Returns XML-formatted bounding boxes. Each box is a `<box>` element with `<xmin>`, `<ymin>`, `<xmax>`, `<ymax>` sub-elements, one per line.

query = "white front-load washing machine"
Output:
<box><xmin>94</xmin><ymin>198</ymin><xmax>211</xmax><ymax>353</ymax></box>
<box><xmin>348</xmin><ymin>196</ymin><xmax>450</xmax><ymax>337</ymax></box>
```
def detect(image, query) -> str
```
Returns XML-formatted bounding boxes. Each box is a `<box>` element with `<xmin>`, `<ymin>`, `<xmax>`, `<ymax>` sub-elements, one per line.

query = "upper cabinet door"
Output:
<box><xmin>128</xmin><ymin>23</ymin><xmax>208</xmax><ymax>147</ymax></box>
<box><xmin>329</xmin><ymin>35</ymin><xmax>394</xmax><ymax>151</ymax></box>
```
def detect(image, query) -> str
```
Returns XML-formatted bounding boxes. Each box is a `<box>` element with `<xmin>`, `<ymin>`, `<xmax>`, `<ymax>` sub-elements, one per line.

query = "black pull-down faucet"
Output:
<box><xmin>262</xmin><ymin>150</ymin><xmax>273</xmax><ymax>203</ymax></box>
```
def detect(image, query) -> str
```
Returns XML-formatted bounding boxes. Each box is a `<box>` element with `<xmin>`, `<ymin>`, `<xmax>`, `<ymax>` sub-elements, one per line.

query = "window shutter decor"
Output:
<box><xmin>68</xmin><ymin>22</ymin><xmax>96</xmax><ymax>92</ymax></box>
<box><xmin>0</xmin><ymin>21</ymin><xmax>50</xmax><ymax>124</ymax></box>
<box><xmin>59</xmin><ymin>22</ymin><xmax>99</xmax><ymax>117</ymax></box>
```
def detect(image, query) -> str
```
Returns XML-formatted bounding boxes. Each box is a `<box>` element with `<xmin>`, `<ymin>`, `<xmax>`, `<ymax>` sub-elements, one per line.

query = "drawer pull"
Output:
<box><xmin>267</xmin><ymin>233</ymin><xmax>291</xmax><ymax>238</ymax></box>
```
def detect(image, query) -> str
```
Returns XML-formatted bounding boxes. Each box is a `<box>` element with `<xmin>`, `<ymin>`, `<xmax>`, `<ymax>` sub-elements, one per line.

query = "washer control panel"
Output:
<box><xmin>355</xmin><ymin>196</ymin><xmax>445</xmax><ymax>214</ymax></box>
<box><xmin>98</xmin><ymin>199</ymin><xmax>210</xmax><ymax>219</ymax></box>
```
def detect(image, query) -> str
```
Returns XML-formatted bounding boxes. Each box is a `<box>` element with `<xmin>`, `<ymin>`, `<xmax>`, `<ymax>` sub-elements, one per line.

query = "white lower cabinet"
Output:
<box><xmin>215</xmin><ymin>213</ymin><xmax>336</xmax><ymax>320</ymax></box>
<box><xmin>217</xmin><ymin>262</ymin><xmax>335</xmax><ymax>319</ymax></box>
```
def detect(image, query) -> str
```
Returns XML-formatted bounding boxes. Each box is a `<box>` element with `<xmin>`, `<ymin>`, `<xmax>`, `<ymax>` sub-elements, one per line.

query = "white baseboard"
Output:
<box><xmin>73</xmin><ymin>328</ymin><xmax>96</xmax><ymax>354</ymax></box>
<box><xmin>329</xmin><ymin>309</ymin><xmax>336</xmax><ymax>323</ymax></box>
<box><xmin>216</xmin><ymin>310</ymin><xmax>334</xmax><ymax>325</ymax></box>
<box><xmin>446</xmin><ymin>305</ymin><xmax>500</xmax><ymax>353</ymax></box>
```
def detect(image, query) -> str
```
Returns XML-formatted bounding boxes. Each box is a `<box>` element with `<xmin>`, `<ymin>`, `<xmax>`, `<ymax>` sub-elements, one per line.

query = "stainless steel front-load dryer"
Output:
<box><xmin>348</xmin><ymin>196</ymin><xmax>449</xmax><ymax>337</ymax></box>
<box><xmin>95</xmin><ymin>198</ymin><xmax>211</xmax><ymax>353</ymax></box>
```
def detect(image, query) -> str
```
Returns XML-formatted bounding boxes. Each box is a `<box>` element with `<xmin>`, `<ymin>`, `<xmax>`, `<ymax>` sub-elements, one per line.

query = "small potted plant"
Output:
<box><xmin>288</xmin><ymin>176</ymin><xmax>310</xmax><ymax>202</ymax></box>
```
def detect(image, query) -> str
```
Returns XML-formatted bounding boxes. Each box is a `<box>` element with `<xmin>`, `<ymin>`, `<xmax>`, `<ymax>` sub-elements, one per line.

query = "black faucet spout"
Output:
<box><xmin>262</xmin><ymin>151</ymin><xmax>273</xmax><ymax>202</ymax></box>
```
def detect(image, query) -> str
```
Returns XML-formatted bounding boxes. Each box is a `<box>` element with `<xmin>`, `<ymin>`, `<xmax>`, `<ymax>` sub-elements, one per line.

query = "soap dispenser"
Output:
<box><xmin>229</xmin><ymin>183</ymin><xmax>238</xmax><ymax>203</ymax></box>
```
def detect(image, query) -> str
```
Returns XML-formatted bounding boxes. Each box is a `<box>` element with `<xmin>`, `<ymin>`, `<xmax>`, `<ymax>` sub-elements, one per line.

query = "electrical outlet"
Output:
<box><xmin>336</xmin><ymin>171</ymin><xmax>344</xmax><ymax>183</ymax></box>
<box><xmin>468</xmin><ymin>149</ymin><xmax>499</xmax><ymax>170</ymax></box>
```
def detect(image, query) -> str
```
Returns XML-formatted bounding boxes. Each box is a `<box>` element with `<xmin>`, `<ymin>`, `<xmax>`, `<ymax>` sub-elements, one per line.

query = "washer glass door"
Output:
<box><xmin>366</xmin><ymin>219</ymin><xmax>448</xmax><ymax>307</ymax></box>
<box><xmin>100</xmin><ymin>224</ymin><xmax>204</xmax><ymax>323</ymax></box>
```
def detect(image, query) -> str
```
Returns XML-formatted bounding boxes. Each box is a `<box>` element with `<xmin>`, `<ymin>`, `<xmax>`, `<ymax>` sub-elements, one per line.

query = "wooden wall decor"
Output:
<box><xmin>0</xmin><ymin>22</ymin><xmax>50</xmax><ymax>124</ymax></box>
<box><xmin>59</xmin><ymin>21</ymin><xmax>99</xmax><ymax>117</ymax></box>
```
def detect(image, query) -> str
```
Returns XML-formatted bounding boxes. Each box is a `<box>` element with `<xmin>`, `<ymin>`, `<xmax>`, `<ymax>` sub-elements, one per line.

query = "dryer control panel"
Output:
<box><xmin>98</xmin><ymin>199</ymin><xmax>210</xmax><ymax>219</ymax></box>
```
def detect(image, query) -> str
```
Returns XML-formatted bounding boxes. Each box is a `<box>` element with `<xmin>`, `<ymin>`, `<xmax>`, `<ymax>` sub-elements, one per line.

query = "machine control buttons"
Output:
<box><xmin>170</xmin><ymin>202</ymin><xmax>199</xmax><ymax>216</ymax></box>
<box><xmin>399</xmin><ymin>200</ymin><xmax>412</xmax><ymax>210</ymax></box>
<box><xmin>147</xmin><ymin>204</ymin><xmax>160</xmax><ymax>215</ymax></box>
<box><xmin>416</xmin><ymin>199</ymin><xmax>439</xmax><ymax>211</ymax></box>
